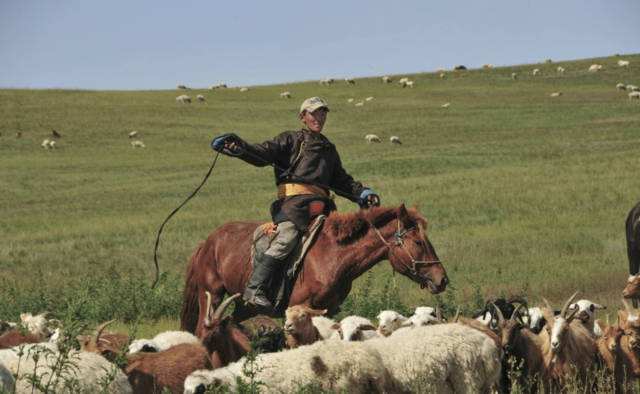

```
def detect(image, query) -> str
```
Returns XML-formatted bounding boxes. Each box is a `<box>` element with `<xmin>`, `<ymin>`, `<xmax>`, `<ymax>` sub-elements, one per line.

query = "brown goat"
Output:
<box><xmin>125</xmin><ymin>343</ymin><xmax>212</xmax><ymax>394</ymax></box>
<box><xmin>493</xmin><ymin>304</ymin><xmax>547</xmax><ymax>390</ymax></box>
<box><xmin>283</xmin><ymin>305</ymin><xmax>327</xmax><ymax>348</ymax></box>
<box><xmin>81</xmin><ymin>320</ymin><xmax>212</xmax><ymax>394</ymax></box>
<box><xmin>623</xmin><ymin>275</ymin><xmax>640</xmax><ymax>301</ymax></box>
<box><xmin>0</xmin><ymin>330</ymin><xmax>42</xmax><ymax>349</ymax></box>
<box><xmin>595</xmin><ymin>319</ymin><xmax>628</xmax><ymax>393</ymax></box>
<box><xmin>540</xmin><ymin>292</ymin><xmax>599</xmax><ymax>388</ymax></box>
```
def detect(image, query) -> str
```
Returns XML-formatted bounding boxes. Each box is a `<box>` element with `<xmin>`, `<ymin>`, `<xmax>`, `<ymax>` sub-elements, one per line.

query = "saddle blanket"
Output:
<box><xmin>251</xmin><ymin>215</ymin><xmax>326</xmax><ymax>314</ymax></box>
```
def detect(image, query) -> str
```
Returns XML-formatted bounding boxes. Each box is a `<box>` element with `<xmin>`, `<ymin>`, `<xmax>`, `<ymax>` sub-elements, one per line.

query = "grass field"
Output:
<box><xmin>1</xmin><ymin>54</ymin><xmax>640</xmax><ymax>333</ymax></box>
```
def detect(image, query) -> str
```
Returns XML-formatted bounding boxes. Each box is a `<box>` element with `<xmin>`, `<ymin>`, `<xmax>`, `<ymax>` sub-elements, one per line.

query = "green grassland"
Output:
<box><xmin>1</xmin><ymin>54</ymin><xmax>640</xmax><ymax>332</ymax></box>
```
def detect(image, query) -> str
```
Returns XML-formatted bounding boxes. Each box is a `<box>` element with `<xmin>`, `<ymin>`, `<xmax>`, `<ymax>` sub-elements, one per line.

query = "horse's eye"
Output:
<box><xmin>414</xmin><ymin>239</ymin><xmax>423</xmax><ymax>246</ymax></box>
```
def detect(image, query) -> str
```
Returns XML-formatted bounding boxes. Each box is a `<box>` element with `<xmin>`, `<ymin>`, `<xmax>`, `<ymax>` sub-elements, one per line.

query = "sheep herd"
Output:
<box><xmin>4</xmin><ymin>277</ymin><xmax>640</xmax><ymax>393</ymax></box>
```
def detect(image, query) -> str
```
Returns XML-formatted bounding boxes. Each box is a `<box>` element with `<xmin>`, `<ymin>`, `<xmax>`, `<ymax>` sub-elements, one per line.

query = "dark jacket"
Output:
<box><xmin>236</xmin><ymin>129</ymin><xmax>366</xmax><ymax>230</ymax></box>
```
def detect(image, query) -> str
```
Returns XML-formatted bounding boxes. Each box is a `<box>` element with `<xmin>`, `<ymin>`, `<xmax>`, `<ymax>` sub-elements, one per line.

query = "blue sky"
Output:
<box><xmin>1</xmin><ymin>1</ymin><xmax>639</xmax><ymax>90</ymax></box>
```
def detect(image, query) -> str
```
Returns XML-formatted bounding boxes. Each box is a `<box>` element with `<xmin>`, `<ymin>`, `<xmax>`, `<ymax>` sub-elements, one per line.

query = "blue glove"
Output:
<box><xmin>358</xmin><ymin>189</ymin><xmax>381</xmax><ymax>208</ymax></box>
<box><xmin>211</xmin><ymin>133</ymin><xmax>241</xmax><ymax>154</ymax></box>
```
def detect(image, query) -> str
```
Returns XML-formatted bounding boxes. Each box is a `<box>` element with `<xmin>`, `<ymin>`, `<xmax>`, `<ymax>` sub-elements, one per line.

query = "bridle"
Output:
<box><xmin>369</xmin><ymin>218</ymin><xmax>442</xmax><ymax>285</ymax></box>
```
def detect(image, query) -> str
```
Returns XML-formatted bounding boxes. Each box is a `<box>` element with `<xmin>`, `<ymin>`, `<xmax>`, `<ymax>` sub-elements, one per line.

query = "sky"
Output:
<box><xmin>1</xmin><ymin>0</ymin><xmax>639</xmax><ymax>90</ymax></box>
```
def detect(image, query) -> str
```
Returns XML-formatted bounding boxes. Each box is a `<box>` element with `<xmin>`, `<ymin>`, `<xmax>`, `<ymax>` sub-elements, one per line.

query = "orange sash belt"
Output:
<box><xmin>277</xmin><ymin>183</ymin><xmax>329</xmax><ymax>199</ymax></box>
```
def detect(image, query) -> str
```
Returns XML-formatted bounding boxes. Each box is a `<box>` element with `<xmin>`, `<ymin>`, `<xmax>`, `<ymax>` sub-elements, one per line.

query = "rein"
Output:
<box><xmin>368</xmin><ymin>218</ymin><xmax>441</xmax><ymax>280</ymax></box>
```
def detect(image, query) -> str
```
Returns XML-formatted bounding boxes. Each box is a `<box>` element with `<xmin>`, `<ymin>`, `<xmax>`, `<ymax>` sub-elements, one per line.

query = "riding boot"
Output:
<box><xmin>243</xmin><ymin>254</ymin><xmax>278</xmax><ymax>312</ymax></box>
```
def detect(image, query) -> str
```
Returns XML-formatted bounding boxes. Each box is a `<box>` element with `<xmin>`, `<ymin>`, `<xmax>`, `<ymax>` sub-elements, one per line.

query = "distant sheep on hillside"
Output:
<box><xmin>630</xmin><ymin>92</ymin><xmax>640</xmax><ymax>100</ymax></box>
<box><xmin>196</xmin><ymin>94</ymin><xmax>206</xmax><ymax>102</ymax></box>
<box><xmin>532</xmin><ymin>69</ymin><xmax>540</xmax><ymax>76</ymax></box>
<box><xmin>365</xmin><ymin>134</ymin><xmax>381</xmax><ymax>143</ymax></box>
<box><xmin>550</xmin><ymin>92</ymin><xmax>563</xmax><ymax>98</ymax></box>
<box><xmin>239</xmin><ymin>87</ymin><xmax>249</xmax><ymax>92</ymax></box>
<box><xmin>557</xmin><ymin>66</ymin><xmax>565</xmax><ymax>73</ymax></box>
<box><xmin>382</xmin><ymin>76</ymin><xmax>392</xmax><ymax>83</ymax></box>
<box><xmin>345</xmin><ymin>78</ymin><xmax>356</xmax><ymax>85</ymax></box>
<box><xmin>389</xmin><ymin>136</ymin><xmax>401</xmax><ymax>145</ymax></box>
<box><xmin>131</xmin><ymin>140</ymin><xmax>146</xmax><ymax>148</ymax></box>
<box><xmin>616</xmin><ymin>83</ymin><xmax>627</xmax><ymax>91</ymax></box>
<box><xmin>618</xmin><ymin>60</ymin><xmax>630</xmax><ymax>67</ymax></box>
<box><xmin>588</xmin><ymin>64</ymin><xmax>603</xmax><ymax>72</ymax></box>
<box><xmin>280</xmin><ymin>91</ymin><xmax>291</xmax><ymax>98</ymax></box>
<box><xmin>176</xmin><ymin>95</ymin><xmax>191</xmax><ymax>104</ymax></box>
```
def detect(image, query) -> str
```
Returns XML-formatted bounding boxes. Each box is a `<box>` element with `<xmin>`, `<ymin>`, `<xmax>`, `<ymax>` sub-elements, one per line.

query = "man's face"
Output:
<box><xmin>301</xmin><ymin>108</ymin><xmax>328</xmax><ymax>133</ymax></box>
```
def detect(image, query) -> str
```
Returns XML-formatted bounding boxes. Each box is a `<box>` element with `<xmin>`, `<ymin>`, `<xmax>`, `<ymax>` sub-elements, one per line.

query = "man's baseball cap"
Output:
<box><xmin>299</xmin><ymin>97</ymin><xmax>329</xmax><ymax>114</ymax></box>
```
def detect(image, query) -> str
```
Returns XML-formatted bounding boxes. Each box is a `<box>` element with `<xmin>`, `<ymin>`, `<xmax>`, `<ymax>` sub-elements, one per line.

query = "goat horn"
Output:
<box><xmin>204</xmin><ymin>291</ymin><xmax>213</xmax><ymax>326</ymax></box>
<box><xmin>560</xmin><ymin>291</ymin><xmax>579</xmax><ymax>318</ymax></box>
<box><xmin>94</xmin><ymin>319</ymin><xmax>115</xmax><ymax>345</ymax></box>
<box><xmin>212</xmin><ymin>293</ymin><xmax>241</xmax><ymax>321</ymax></box>
<box><xmin>453</xmin><ymin>307</ymin><xmax>460</xmax><ymax>323</ymax></box>
<box><xmin>492</xmin><ymin>303</ymin><xmax>505</xmax><ymax>324</ymax></box>
<box><xmin>511</xmin><ymin>304</ymin><xmax>525</xmax><ymax>322</ymax></box>
<box><xmin>542</xmin><ymin>297</ymin><xmax>553</xmax><ymax>311</ymax></box>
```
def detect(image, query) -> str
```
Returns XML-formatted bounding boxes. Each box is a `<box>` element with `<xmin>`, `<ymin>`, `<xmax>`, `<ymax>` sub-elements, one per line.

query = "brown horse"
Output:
<box><xmin>181</xmin><ymin>204</ymin><xmax>448</xmax><ymax>337</ymax></box>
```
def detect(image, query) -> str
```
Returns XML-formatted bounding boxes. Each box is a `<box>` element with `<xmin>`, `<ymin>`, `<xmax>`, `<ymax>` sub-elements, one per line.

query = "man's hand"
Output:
<box><xmin>358</xmin><ymin>189</ymin><xmax>381</xmax><ymax>208</ymax></box>
<box><xmin>211</xmin><ymin>133</ymin><xmax>242</xmax><ymax>155</ymax></box>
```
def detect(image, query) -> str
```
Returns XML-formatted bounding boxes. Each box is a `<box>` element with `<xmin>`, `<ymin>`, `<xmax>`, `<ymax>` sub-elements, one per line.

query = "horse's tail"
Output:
<box><xmin>180</xmin><ymin>244</ymin><xmax>204</xmax><ymax>333</ymax></box>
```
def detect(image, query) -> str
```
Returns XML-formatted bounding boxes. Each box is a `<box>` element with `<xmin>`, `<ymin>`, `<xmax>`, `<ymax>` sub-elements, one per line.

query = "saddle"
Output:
<box><xmin>250</xmin><ymin>215</ymin><xmax>326</xmax><ymax>314</ymax></box>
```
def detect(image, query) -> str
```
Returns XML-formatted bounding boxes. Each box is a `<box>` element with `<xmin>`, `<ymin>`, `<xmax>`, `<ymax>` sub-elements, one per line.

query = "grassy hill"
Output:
<box><xmin>1</xmin><ymin>54</ymin><xmax>640</xmax><ymax>329</ymax></box>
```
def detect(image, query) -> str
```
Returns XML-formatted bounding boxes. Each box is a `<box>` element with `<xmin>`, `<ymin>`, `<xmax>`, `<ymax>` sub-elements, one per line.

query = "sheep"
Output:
<box><xmin>347</xmin><ymin>98</ymin><xmax>354</xmax><ymax>103</ymax></box>
<box><xmin>568</xmin><ymin>299</ymin><xmax>606</xmax><ymax>334</ymax></box>
<box><xmin>594</xmin><ymin>320</ymin><xmax>628</xmax><ymax>392</ymax></box>
<box><xmin>311</xmin><ymin>315</ymin><xmax>340</xmax><ymax>340</ymax></box>
<box><xmin>472</xmin><ymin>296</ymin><xmax>527</xmax><ymax>331</ymax></box>
<box><xmin>441</xmin><ymin>102</ymin><xmax>451</xmax><ymax>108</ymax></box>
<box><xmin>408</xmin><ymin>306</ymin><xmax>440</xmax><ymax>326</ymax></box>
<box><xmin>345</xmin><ymin>78</ymin><xmax>356</xmax><ymax>85</ymax></box>
<box><xmin>540</xmin><ymin>292</ymin><xmax>599</xmax><ymax>387</ymax></box>
<box><xmin>483</xmin><ymin>64</ymin><xmax>493</xmax><ymax>69</ymax></box>
<box><xmin>0</xmin><ymin>330</ymin><xmax>42</xmax><ymax>349</ymax></box>
<box><xmin>209</xmin><ymin>83</ymin><xmax>227</xmax><ymax>90</ymax></box>
<box><xmin>279</xmin><ymin>91</ymin><xmax>291</xmax><ymax>98</ymax></box>
<box><xmin>0</xmin><ymin>312</ymin><xmax>56</xmax><ymax>349</ymax></box>
<box><xmin>439</xmin><ymin>73</ymin><xmax>446</xmax><ymax>79</ymax></box>
<box><xmin>588</xmin><ymin>64</ymin><xmax>603</xmax><ymax>72</ymax></box>
<box><xmin>41</xmin><ymin>138</ymin><xmax>52</xmax><ymax>149</ymax></box>
<box><xmin>365</xmin><ymin>134</ymin><xmax>381</xmax><ymax>143</ymax></box>
<box><xmin>283</xmin><ymin>304</ymin><xmax>327</xmax><ymax>348</ymax></box>
<box><xmin>398</xmin><ymin>77</ymin><xmax>409</xmax><ymax>84</ymax></box>
<box><xmin>128</xmin><ymin>130</ymin><xmax>138</xmax><ymax>138</ymax></box>
<box><xmin>0</xmin><ymin>343</ymin><xmax>132</xmax><ymax>393</ymax></box>
<box><xmin>618</xmin><ymin>60</ymin><xmax>630</xmax><ymax>67</ymax></box>
<box><xmin>183</xmin><ymin>339</ymin><xmax>397</xmax><ymax>394</ymax></box>
<box><xmin>176</xmin><ymin>94</ymin><xmax>191</xmax><ymax>104</ymax></box>
<box><xmin>48</xmin><ymin>140</ymin><xmax>57</xmax><ymax>149</ymax></box>
<box><xmin>557</xmin><ymin>66</ymin><xmax>565</xmax><ymax>73</ymax></box>
<box><xmin>196</xmin><ymin>94</ymin><xmax>205</xmax><ymax>102</ymax></box>
<box><xmin>617</xmin><ymin>83</ymin><xmax>627</xmax><ymax>91</ymax></box>
<box><xmin>623</xmin><ymin>274</ymin><xmax>640</xmax><ymax>300</ymax></box>
<box><xmin>549</xmin><ymin>92</ymin><xmax>563</xmax><ymax>97</ymax></box>
<box><xmin>354</xmin><ymin>101</ymin><xmax>364</xmax><ymax>107</ymax></box>
<box><xmin>382</xmin><ymin>76</ymin><xmax>392</xmax><ymax>83</ymax></box>
<box><xmin>365</xmin><ymin>96</ymin><xmax>374</xmax><ymax>101</ymax></box>
<box><xmin>0</xmin><ymin>320</ymin><xmax>16</xmax><ymax>336</ymax></box>
<box><xmin>404</xmin><ymin>80</ymin><xmax>414</xmax><ymax>88</ymax></box>
<box><xmin>511</xmin><ymin>72</ymin><xmax>518</xmax><ymax>80</ymax></box>
<box><xmin>130</xmin><ymin>140</ymin><xmax>146</xmax><ymax>148</ymax></box>
<box><xmin>319</xmin><ymin>78</ymin><xmax>334</xmax><ymax>85</ymax></box>
<box><xmin>532</xmin><ymin>68</ymin><xmax>540</xmax><ymax>76</ymax></box>
<box><xmin>367</xmin><ymin>323</ymin><xmax>502</xmax><ymax>392</ymax></box>
<box><xmin>128</xmin><ymin>331</ymin><xmax>199</xmax><ymax>354</ymax></box>
<box><xmin>628</xmin><ymin>85</ymin><xmax>639</xmax><ymax>92</ymax></box>
<box><xmin>331</xmin><ymin>316</ymin><xmax>379</xmax><ymax>341</ymax></box>
<box><xmin>51</xmin><ymin>129</ymin><xmax>61</xmax><ymax>138</ymax></box>
<box><xmin>389</xmin><ymin>136</ymin><xmax>401</xmax><ymax>145</ymax></box>
<box><xmin>525</xmin><ymin>306</ymin><xmax>547</xmax><ymax>333</ymax></box>
<box><xmin>239</xmin><ymin>87</ymin><xmax>249</xmax><ymax>92</ymax></box>
<box><xmin>629</xmin><ymin>92</ymin><xmax>640</xmax><ymax>100</ymax></box>
<box><xmin>376</xmin><ymin>310</ymin><xmax>409</xmax><ymax>337</ymax></box>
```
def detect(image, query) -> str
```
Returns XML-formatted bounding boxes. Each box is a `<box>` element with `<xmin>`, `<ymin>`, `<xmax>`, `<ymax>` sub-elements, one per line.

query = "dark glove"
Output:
<box><xmin>358</xmin><ymin>189</ymin><xmax>381</xmax><ymax>208</ymax></box>
<box><xmin>211</xmin><ymin>133</ymin><xmax>242</xmax><ymax>156</ymax></box>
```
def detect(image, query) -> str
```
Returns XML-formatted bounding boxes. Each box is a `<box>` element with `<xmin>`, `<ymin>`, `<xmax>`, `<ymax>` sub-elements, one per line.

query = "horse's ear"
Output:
<box><xmin>398</xmin><ymin>204</ymin><xmax>410</xmax><ymax>225</ymax></box>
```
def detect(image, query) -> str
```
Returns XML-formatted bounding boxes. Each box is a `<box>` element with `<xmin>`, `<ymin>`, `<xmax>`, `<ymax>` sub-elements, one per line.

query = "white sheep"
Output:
<box><xmin>127</xmin><ymin>331</ymin><xmax>199</xmax><ymax>354</ymax></box>
<box><xmin>382</xmin><ymin>76</ymin><xmax>392</xmax><ymax>83</ymax></box>
<box><xmin>366</xmin><ymin>323</ymin><xmax>502</xmax><ymax>392</ymax></box>
<box><xmin>628</xmin><ymin>85</ymin><xmax>639</xmax><ymax>92</ymax></box>
<box><xmin>557</xmin><ymin>66</ymin><xmax>565</xmax><ymax>73</ymax></box>
<box><xmin>176</xmin><ymin>94</ymin><xmax>191</xmax><ymax>104</ymax></box>
<box><xmin>404</xmin><ymin>80</ymin><xmax>414</xmax><ymax>88</ymax></box>
<box><xmin>331</xmin><ymin>316</ymin><xmax>379</xmax><ymax>341</ymax></box>
<box><xmin>441</xmin><ymin>102</ymin><xmax>451</xmax><ymax>108</ymax></box>
<box><xmin>588</xmin><ymin>64</ymin><xmax>603</xmax><ymax>72</ymax></box>
<box><xmin>196</xmin><ymin>94</ymin><xmax>205</xmax><ymax>102</ymax></box>
<box><xmin>128</xmin><ymin>131</ymin><xmax>138</xmax><ymax>138</ymax></box>
<box><xmin>280</xmin><ymin>91</ymin><xmax>291</xmax><ymax>99</ymax></box>
<box><xmin>355</xmin><ymin>102</ymin><xmax>364</xmax><ymax>107</ymax></box>
<box><xmin>377</xmin><ymin>311</ymin><xmax>409</xmax><ymax>337</ymax></box>
<box><xmin>532</xmin><ymin>68</ymin><xmax>540</xmax><ymax>76</ymax></box>
<box><xmin>347</xmin><ymin>98</ymin><xmax>354</xmax><ymax>103</ymax></box>
<box><xmin>398</xmin><ymin>77</ymin><xmax>409</xmax><ymax>84</ymax></box>
<box><xmin>409</xmin><ymin>306</ymin><xmax>439</xmax><ymax>326</ymax></box>
<box><xmin>183</xmin><ymin>340</ymin><xmax>397</xmax><ymax>393</ymax></box>
<box><xmin>549</xmin><ymin>92</ymin><xmax>563</xmax><ymax>97</ymax></box>
<box><xmin>511</xmin><ymin>72</ymin><xmax>518</xmax><ymax>80</ymax></box>
<box><xmin>319</xmin><ymin>78</ymin><xmax>334</xmax><ymax>85</ymax></box>
<box><xmin>567</xmin><ymin>299</ymin><xmax>605</xmax><ymax>335</ymax></box>
<box><xmin>0</xmin><ymin>343</ymin><xmax>132</xmax><ymax>393</ymax></box>
<box><xmin>130</xmin><ymin>140</ymin><xmax>146</xmax><ymax>148</ymax></box>
<box><xmin>630</xmin><ymin>91</ymin><xmax>640</xmax><ymax>100</ymax></box>
<box><xmin>365</xmin><ymin>96</ymin><xmax>374</xmax><ymax>101</ymax></box>
<box><xmin>389</xmin><ymin>136</ymin><xmax>402</xmax><ymax>145</ymax></box>
<box><xmin>618</xmin><ymin>60</ymin><xmax>630</xmax><ymax>67</ymax></box>
<box><xmin>439</xmin><ymin>73</ymin><xmax>446</xmax><ymax>79</ymax></box>
<box><xmin>483</xmin><ymin>64</ymin><xmax>494</xmax><ymax>69</ymax></box>
<box><xmin>41</xmin><ymin>139</ymin><xmax>51</xmax><ymax>149</ymax></box>
<box><xmin>365</xmin><ymin>134</ymin><xmax>381</xmax><ymax>143</ymax></box>
<box><xmin>311</xmin><ymin>315</ymin><xmax>339</xmax><ymax>340</ymax></box>
<box><xmin>345</xmin><ymin>78</ymin><xmax>356</xmax><ymax>85</ymax></box>
<box><xmin>616</xmin><ymin>83</ymin><xmax>627</xmax><ymax>91</ymax></box>
<box><xmin>20</xmin><ymin>313</ymin><xmax>53</xmax><ymax>338</ymax></box>
<box><xmin>239</xmin><ymin>87</ymin><xmax>249</xmax><ymax>92</ymax></box>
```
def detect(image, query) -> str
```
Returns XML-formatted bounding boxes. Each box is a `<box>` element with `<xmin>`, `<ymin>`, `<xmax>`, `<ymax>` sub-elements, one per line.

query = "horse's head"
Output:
<box><xmin>386</xmin><ymin>204</ymin><xmax>448</xmax><ymax>294</ymax></box>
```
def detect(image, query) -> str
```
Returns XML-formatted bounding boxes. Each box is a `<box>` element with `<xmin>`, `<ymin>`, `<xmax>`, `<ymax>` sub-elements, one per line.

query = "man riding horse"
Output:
<box><xmin>211</xmin><ymin>97</ymin><xmax>380</xmax><ymax>312</ymax></box>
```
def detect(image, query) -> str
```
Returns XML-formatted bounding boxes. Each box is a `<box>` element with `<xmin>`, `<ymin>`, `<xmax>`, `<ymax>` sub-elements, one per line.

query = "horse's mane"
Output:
<box><xmin>325</xmin><ymin>205</ymin><xmax>426</xmax><ymax>244</ymax></box>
